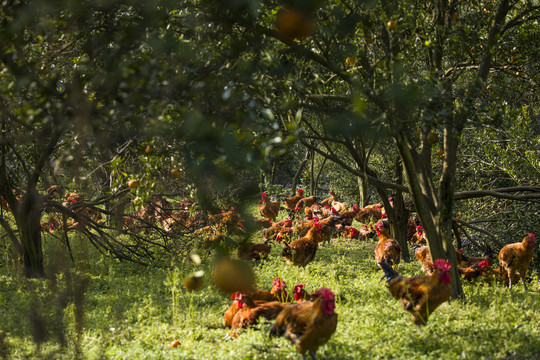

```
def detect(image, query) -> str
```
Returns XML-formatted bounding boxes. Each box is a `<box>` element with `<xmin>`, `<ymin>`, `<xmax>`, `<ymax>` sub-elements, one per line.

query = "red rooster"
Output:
<box><xmin>374</xmin><ymin>220</ymin><xmax>401</xmax><ymax>268</ymax></box>
<box><xmin>258</xmin><ymin>192</ymin><xmax>281</xmax><ymax>222</ymax></box>
<box><xmin>282</xmin><ymin>222</ymin><xmax>322</xmax><ymax>267</ymax></box>
<box><xmin>270</xmin><ymin>288</ymin><xmax>338</xmax><ymax>359</ymax></box>
<box><xmin>379</xmin><ymin>259</ymin><xmax>452</xmax><ymax>325</ymax></box>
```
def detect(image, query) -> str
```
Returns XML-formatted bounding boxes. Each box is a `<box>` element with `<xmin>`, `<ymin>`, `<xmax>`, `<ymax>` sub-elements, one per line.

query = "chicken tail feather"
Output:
<box><xmin>378</xmin><ymin>260</ymin><xmax>400</xmax><ymax>282</ymax></box>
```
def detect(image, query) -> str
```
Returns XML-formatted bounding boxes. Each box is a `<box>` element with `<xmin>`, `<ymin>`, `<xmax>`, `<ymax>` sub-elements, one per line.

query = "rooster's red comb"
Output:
<box><xmin>272</xmin><ymin>278</ymin><xmax>286</xmax><ymax>288</ymax></box>
<box><xmin>433</xmin><ymin>259</ymin><xmax>452</xmax><ymax>272</ymax></box>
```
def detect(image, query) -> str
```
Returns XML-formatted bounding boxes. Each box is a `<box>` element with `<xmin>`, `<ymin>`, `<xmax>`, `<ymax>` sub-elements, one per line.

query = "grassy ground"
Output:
<box><xmin>1</xmin><ymin>230</ymin><xmax>540</xmax><ymax>359</ymax></box>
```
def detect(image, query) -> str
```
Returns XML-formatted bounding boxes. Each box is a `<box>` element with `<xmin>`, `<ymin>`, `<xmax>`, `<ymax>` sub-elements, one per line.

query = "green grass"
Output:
<box><xmin>1</xmin><ymin>233</ymin><xmax>540</xmax><ymax>359</ymax></box>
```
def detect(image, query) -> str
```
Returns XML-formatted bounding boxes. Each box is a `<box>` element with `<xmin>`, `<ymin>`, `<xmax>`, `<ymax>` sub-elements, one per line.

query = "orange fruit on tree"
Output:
<box><xmin>128</xmin><ymin>179</ymin><xmax>139</xmax><ymax>189</ymax></box>
<box><xmin>171</xmin><ymin>169</ymin><xmax>181</xmax><ymax>177</ymax></box>
<box><xmin>276</xmin><ymin>8</ymin><xmax>315</xmax><ymax>41</ymax></box>
<box><xmin>387</xmin><ymin>20</ymin><xmax>397</xmax><ymax>30</ymax></box>
<box><xmin>345</xmin><ymin>57</ymin><xmax>356</xmax><ymax>66</ymax></box>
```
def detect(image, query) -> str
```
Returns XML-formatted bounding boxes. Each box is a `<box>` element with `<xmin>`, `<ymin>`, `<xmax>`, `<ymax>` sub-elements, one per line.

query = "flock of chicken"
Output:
<box><xmin>219</xmin><ymin>188</ymin><xmax>537</xmax><ymax>359</ymax></box>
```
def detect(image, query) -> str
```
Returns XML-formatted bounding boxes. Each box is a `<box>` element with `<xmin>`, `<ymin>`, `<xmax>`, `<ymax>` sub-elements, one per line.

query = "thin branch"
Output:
<box><xmin>455</xmin><ymin>218</ymin><xmax>504</xmax><ymax>248</ymax></box>
<box><xmin>300</xmin><ymin>139</ymin><xmax>409</xmax><ymax>192</ymax></box>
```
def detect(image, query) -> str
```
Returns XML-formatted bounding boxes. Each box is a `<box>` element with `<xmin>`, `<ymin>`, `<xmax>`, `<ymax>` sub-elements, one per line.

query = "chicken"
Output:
<box><xmin>331</xmin><ymin>205</ymin><xmax>358</xmax><ymax>227</ymax></box>
<box><xmin>498</xmin><ymin>233</ymin><xmax>536</xmax><ymax>290</ymax></box>
<box><xmin>411</xmin><ymin>244</ymin><xmax>433</xmax><ymax>275</ymax></box>
<box><xmin>282</xmin><ymin>222</ymin><xmax>322</xmax><ymax>267</ymax></box>
<box><xmin>359</xmin><ymin>223</ymin><xmax>376</xmax><ymax>240</ymax></box>
<box><xmin>354</xmin><ymin>204</ymin><xmax>383</xmax><ymax>223</ymax></box>
<box><xmin>224</xmin><ymin>279</ymin><xmax>290</xmax><ymax>328</ymax></box>
<box><xmin>477</xmin><ymin>261</ymin><xmax>522</xmax><ymax>286</ymax></box>
<box><xmin>457</xmin><ymin>246</ymin><xmax>495</xmax><ymax>268</ymax></box>
<box><xmin>258</xmin><ymin>192</ymin><xmax>281</xmax><ymax>222</ymax></box>
<box><xmin>263</xmin><ymin>219</ymin><xmax>292</xmax><ymax>241</ymax></box>
<box><xmin>230</xmin><ymin>292</ymin><xmax>291</xmax><ymax>329</ymax></box>
<box><xmin>294</xmin><ymin>216</ymin><xmax>326</xmax><ymax>238</ymax></box>
<box><xmin>329</xmin><ymin>200</ymin><xmax>347</xmax><ymax>214</ymax></box>
<box><xmin>295</xmin><ymin>196</ymin><xmax>317</xmax><ymax>210</ymax></box>
<box><xmin>237</xmin><ymin>240</ymin><xmax>272</xmax><ymax>261</ymax></box>
<box><xmin>413</xmin><ymin>244</ymin><xmax>464</xmax><ymax>276</ymax></box>
<box><xmin>339</xmin><ymin>226</ymin><xmax>360</xmax><ymax>239</ymax></box>
<box><xmin>409</xmin><ymin>225</ymin><xmax>426</xmax><ymax>245</ymax></box>
<box><xmin>374</xmin><ymin>220</ymin><xmax>401</xmax><ymax>268</ymax></box>
<box><xmin>459</xmin><ymin>261</ymin><xmax>486</xmax><ymax>282</ymax></box>
<box><xmin>282</xmin><ymin>188</ymin><xmax>304</xmax><ymax>210</ymax></box>
<box><xmin>275</xmin><ymin>226</ymin><xmax>294</xmax><ymax>244</ymax></box>
<box><xmin>379</xmin><ymin>259</ymin><xmax>452</xmax><ymax>325</ymax></box>
<box><xmin>304</xmin><ymin>204</ymin><xmax>319</xmax><ymax>219</ymax></box>
<box><xmin>270</xmin><ymin>288</ymin><xmax>338</xmax><ymax>359</ymax></box>
<box><xmin>46</xmin><ymin>185</ymin><xmax>64</xmax><ymax>199</ymax></box>
<box><xmin>312</xmin><ymin>204</ymin><xmax>333</xmax><ymax>219</ymax></box>
<box><xmin>317</xmin><ymin>216</ymin><xmax>342</xmax><ymax>245</ymax></box>
<box><xmin>292</xmin><ymin>283</ymin><xmax>310</xmax><ymax>302</ymax></box>
<box><xmin>209</xmin><ymin>206</ymin><xmax>243</xmax><ymax>233</ymax></box>
<box><xmin>319</xmin><ymin>190</ymin><xmax>338</xmax><ymax>207</ymax></box>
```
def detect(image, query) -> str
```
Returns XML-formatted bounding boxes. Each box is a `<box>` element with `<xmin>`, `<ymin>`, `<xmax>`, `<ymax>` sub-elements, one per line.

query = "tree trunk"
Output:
<box><xmin>17</xmin><ymin>191</ymin><xmax>45</xmax><ymax>278</ymax></box>
<box><xmin>270</xmin><ymin>162</ymin><xmax>276</xmax><ymax>184</ymax></box>
<box><xmin>357</xmin><ymin>175</ymin><xmax>369</xmax><ymax>207</ymax></box>
<box><xmin>394</xmin><ymin>133</ymin><xmax>464</xmax><ymax>298</ymax></box>
<box><xmin>392</xmin><ymin>158</ymin><xmax>410</xmax><ymax>262</ymax></box>
<box><xmin>309</xmin><ymin>148</ymin><xmax>315</xmax><ymax>195</ymax></box>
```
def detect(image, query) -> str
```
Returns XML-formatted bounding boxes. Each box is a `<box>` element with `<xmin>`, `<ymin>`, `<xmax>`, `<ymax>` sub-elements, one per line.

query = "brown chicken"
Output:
<box><xmin>354</xmin><ymin>204</ymin><xmax>383</xmax><ymax>223</ymax></box>
<box><xmin>331</xmin><ymin>205</ymin><xmax>358</xmax><ymax>227</ymax></box>
<box><xmin>230</xmin><ymin>292</ymin><xmax>291</xmax><ymax>329</ymax></box>
<box><xmin>319</xmin><ymin>190</ymin><xmax>338</xmax><ymax>206</ymax></box>
<box><xmin>339</xmin><ymin>226</ymin><xmax>360</xmax><ymax>239</ymax></box>
<box><xmin>270</xmin><ymin>288</ymin><xmax>338</xmax><ymax>359</ymax></box>
<box><xmin>263</xmin><ymin>218</ymin><xmax>293</xmax><ymax>240</ymax></box>
<box><xmin>295</xmin><ymin>196</ymin><xmax>317</xmax><ymax>210</ymax></box>
<box><xmin>374</xmin><ymin>220</ymin><xmax>401</xmax><ymax>268</ymax></box>
<box><xmin>457</xmin><ymin>246</ymin><xmax>495</xmax><ymax>268</ymax></box>
<box><xmin>304</xmin><ymin>204</ymin><xmax>319</xmax><ymax>219</ymax></box>
<box><xmin>409</xmin><ymin>225</ymin><xmax>426</xmax><ymax>245</ymax></box>
<box><xmin>317</xmin><ymin>216</ymin><xmax>342</xmax><ymax>245</ymax></box>
<box><xmin>459</xmin><ymin>261</ymin><xmax>486</xmax><ymax>282</ymax></box>
<box><xmin>329</xmin><ymin>200</ymin><xmax>347</xmax><ymax>214</ymax></box>
<box><xmin>477</xmin><ymin>261</ymin><xmax>521</xmax><ymax>286</ymax></box>
<box><xmin>379</xmin><ymin>259</ymin><xmax>452</xmax><ymax>325</ymax></box>
<box><xmin>258</xmin><ymin>192</ymin><xmax>281</xmax><ymax>222</ymax></box>
<box><xmin>413</xmin><ymin>244</ymin><xmax>466</xmax><ymax>276</ymax></box>
<box><xmin>412</xmin><ymin>244</ymin><xmax>434</xmax><ymax>274</ymax></box>
<box><xmin>237</xmin><ymin>240</ymin><xmax>272</xmax><ymax>261</ymax></box>
<box><xmin>498</xmin><ymin>233</ymin><xmax>536</xmax><ymax>290</ymax></box>
<box><xmin>224</xmin><ymin>278</ymin><xmax>289</xmax><ymax>328</ymax></box>
<box><xmin>282</xmin><ymin>222</ymin><xmax>322</xmax><ymax>267</ymax></box>
<box><xmin>282</xmin><ymin>188</ymin><xmax>304</xmax><ymax>210</ymax></box>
